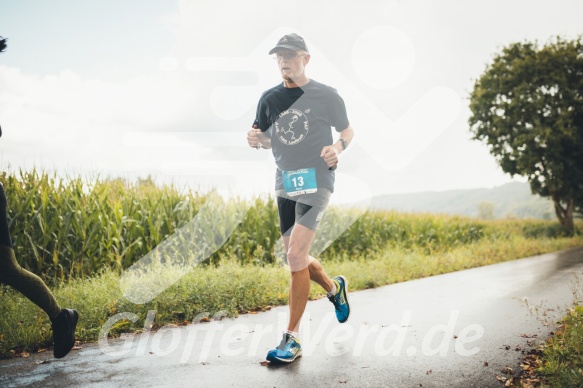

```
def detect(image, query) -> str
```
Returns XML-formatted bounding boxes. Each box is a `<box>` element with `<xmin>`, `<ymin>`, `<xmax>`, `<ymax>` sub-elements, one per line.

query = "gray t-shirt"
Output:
<box><xmin>254</xmin><ymin>79</ymin><xmax>350</xmax><ymax>192</ymax></box>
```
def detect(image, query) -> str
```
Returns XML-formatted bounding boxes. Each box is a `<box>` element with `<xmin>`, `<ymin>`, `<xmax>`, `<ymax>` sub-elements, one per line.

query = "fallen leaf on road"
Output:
<box><xmin>483</xmin><ymin>361</ymin><xmax>488</xmax><ymax>367</ymax></box>
<box><xmin>260</xmin><ymin>361</ymin><xmax>269</xmax><ymax>366</ymax></box>
<box><xmin>523</xmin><ymin>378</ymin><xmax>540</xmax><ymax>384</ymax></box>
<box><xmin>426</xmin><ymin>369</ymin><xmax>432</xmax><ymax>375</ymax></box>
<box><xmin>520</xmin><ymin>333</ymin><xmax>537</xmax><ymax>338</ymax></box>
<box><xmin>72</xmin><ymin>346</ymin><xmax>82</xmax><ymax>351</ymax></box>
<box><xmin>495</xmin><ymin>375</ymin><xmax>507</xmax><ymax>383</ymax></box>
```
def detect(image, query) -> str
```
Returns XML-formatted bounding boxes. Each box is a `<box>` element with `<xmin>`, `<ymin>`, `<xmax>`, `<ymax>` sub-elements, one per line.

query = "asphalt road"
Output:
<box><xmin>1</xmin><ymin>247</ymin><xmax>582</xmax><ymax>387</ymax></box>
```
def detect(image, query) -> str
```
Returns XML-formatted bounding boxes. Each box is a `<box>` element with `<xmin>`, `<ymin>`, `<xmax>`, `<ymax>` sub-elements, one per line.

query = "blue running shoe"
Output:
<box><xmin>328</xmin><ymin>275</ymin><xmax>350</xmax><ymax>323</ymax></box>
<box><xmin>266</xmin><ymin>333</ymin><xmax>302</xmax><ymax>363</ymax></box>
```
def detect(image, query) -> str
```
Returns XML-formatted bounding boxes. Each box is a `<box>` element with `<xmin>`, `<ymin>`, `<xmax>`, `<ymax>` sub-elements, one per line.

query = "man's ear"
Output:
<box><xmin>303</xmin><ymin>54</ymin><xmax>311</xmax><ymax>66</ymax></box>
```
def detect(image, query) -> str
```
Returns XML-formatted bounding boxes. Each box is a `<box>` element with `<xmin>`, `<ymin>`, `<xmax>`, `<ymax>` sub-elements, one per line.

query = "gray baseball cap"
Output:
<box><xmin>268</xmin><ymin>33</ymin><xmax>308</xmax><ymax>54</ymax></box>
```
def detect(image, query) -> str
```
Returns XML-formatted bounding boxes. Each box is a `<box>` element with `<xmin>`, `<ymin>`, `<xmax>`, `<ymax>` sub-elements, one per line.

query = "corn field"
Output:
<box><xmin>1</xmin><ymin>169</ymin><xmax>571</xmax><ymax>284</ymax></box>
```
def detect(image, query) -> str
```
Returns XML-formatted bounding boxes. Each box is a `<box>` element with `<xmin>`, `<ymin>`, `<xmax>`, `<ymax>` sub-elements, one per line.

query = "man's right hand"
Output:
<box><xmin>248</xmin><ymin>124</ymin><xmax>273</xmax><ymax>149</ymax></box>
<box><xmin>247</xmin><ymin>127</ymin><xmax>263</xmax><ymax>149</ymax></box>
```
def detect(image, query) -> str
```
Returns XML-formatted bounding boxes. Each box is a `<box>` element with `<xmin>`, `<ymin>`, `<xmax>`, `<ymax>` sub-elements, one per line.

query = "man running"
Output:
<box><xmin>0</xmin><ymin>36</ymin><xmax>78</xmax><ymax>359</ymax></box>
<box><xmin>247</xmin><ymin>33</ymin><xmax>354</xmax><ymax>364</ymax></box>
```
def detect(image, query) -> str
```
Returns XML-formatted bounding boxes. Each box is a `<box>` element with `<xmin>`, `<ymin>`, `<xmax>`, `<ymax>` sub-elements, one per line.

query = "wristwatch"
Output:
<box><xmin>338</xmin><ymin>138</ymin><xmax>348</xmax><ymax>150</ymax></box>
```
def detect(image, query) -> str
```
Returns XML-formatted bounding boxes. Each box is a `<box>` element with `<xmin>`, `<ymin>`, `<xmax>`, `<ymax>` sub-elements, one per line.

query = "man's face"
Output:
<box><xmin>274</xmin><ymin>49</ymin><xmax>309</xmax><ymax>82</ymax></box>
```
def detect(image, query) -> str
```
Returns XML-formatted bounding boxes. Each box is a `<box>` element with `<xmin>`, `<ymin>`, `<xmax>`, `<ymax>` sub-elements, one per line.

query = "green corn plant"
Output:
<box><xmin>1</xmin><ymin>168</ymin><xmax>577</xmax><ymax>285</ymax></box>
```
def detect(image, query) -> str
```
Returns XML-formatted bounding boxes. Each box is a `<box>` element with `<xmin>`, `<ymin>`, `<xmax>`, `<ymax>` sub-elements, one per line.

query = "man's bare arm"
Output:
<box><xmin>321</xmin><ymin>125</ymin><xmax>354</xmax><ymax>167</ymax></box>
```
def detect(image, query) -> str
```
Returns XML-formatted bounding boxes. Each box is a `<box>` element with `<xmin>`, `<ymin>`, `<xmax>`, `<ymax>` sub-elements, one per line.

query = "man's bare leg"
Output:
<box><xmin>283</xmin><ymin>231</ymin><xmax>336</xmax><ymax>332</ymax></box>
<box><xmin>282</xmin><ymin>239</ymin><xmax>334</xmax><ymax>297</ymax></box>
<box><xmin>307</xmin><ymin>257</ymin><xmax>334</xmax><ymax>294</ymax></box>
<box><xmin>285</xmin><ymin>224</ymin><xmax>316</xmax><ymax>333</ymax></box>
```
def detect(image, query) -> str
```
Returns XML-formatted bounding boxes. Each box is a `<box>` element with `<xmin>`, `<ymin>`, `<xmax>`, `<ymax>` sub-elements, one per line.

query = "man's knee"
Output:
<box><xmin>287</xmin><ymin>247</ymin><xmax>309</xmax><ymax>272</ymax></box>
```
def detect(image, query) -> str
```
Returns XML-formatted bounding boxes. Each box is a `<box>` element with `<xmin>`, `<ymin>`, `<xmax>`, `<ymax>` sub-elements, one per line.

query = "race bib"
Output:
<box><xmin>282</xmin><ymin>168</ymin><xmax>318</xmax><ymax>196</ymax></box>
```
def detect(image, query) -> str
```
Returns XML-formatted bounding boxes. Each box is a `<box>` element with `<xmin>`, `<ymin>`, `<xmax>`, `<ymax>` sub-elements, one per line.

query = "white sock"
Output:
<box><xmin>285</xmin><ymin>330</ymin><xmax>299</xmax><ymax>339</ymax></box>
<box><xmin>327</xmin><ymin>280</ymin><xmax>337</xmax><ymax>297</ymax></box>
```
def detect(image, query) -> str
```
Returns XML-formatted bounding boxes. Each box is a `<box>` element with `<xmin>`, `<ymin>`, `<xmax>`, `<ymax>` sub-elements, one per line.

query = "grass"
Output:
<box><xmin>508</xmin><ymin>273</ymin><xmax>583</xmax><ymax>387</ymax></box>
<box><xmin>501</xmin><ymin>274</ymin><xmax>583</xmax><ymax>387</ymax></box>
<box><xmin>536</xmin><ymin>305</ymin><xmax>583</xmax><ymax>387</ymax></box>
<box><xmin>1</xmin><ymin>234</ymin><xmax>581</xmax><ymax>358</ymax></box>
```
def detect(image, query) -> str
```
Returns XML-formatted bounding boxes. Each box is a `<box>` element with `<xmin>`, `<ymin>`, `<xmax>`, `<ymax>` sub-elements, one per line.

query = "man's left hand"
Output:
<box><xmin>320</xmin><ymin>144</ymin><xmax>341</xmax><ymax>168</ymax></box>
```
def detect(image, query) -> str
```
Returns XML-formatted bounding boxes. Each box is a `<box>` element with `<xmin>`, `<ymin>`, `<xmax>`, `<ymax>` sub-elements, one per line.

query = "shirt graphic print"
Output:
<box><xmin>274</xmin><ymin>108</ymin><xmax>310</xmax><ymax>146</ymax></box>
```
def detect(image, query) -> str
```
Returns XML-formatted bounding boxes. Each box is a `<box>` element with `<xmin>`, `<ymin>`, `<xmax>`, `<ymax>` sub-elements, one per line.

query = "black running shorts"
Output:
<box><xmin>276</xmin><ymin>188</ymin><xmax>332</xmax><ymax>236</ymax></box>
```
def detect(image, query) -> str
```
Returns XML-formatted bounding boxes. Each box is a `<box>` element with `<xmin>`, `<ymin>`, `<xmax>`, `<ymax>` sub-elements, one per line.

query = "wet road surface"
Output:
<box><xmin>1</xmin><ymin>247</ymin><xmax>582</xmax><ymax>387</ymax></box>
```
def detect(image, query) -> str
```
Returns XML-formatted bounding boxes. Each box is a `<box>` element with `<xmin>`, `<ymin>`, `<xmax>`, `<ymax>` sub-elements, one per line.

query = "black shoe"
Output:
<box><xmin>51</xmin><ymin>308</ymin><xmax>79</xmax><ymax>358</ymax></box>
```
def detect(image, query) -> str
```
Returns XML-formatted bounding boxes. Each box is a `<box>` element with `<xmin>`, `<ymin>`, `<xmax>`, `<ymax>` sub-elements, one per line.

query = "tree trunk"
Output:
<box><xmin>552</xmin><ymin>194</ymin><xmax>575</xmax><ymax>236</ymax></box>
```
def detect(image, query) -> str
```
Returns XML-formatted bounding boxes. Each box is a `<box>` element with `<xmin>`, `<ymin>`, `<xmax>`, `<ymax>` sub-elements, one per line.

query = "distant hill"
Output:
<box><xmin>370</xmin><ymin>182</ymin><xmax>555</xmax><ymax>220</ymax></box>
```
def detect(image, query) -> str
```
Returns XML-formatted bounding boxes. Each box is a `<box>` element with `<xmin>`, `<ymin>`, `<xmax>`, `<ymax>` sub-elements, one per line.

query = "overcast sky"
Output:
<box><xmin>1</xmin><ymin>0</ymin><xmax>582</xmax><ymax>204</ymax></box>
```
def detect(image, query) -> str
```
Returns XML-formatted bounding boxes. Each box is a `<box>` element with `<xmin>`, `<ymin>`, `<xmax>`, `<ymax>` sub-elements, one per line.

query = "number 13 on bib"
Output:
<box><xmin>282</xmin><ymin>168</ymin><xmax>318</xmax><ymax>196</ymax></box>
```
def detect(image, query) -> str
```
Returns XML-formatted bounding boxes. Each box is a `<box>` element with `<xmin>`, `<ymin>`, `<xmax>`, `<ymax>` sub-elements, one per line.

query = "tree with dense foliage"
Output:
<box><xmin>469</xmin><ymin>36</ymin><xmax>583</xmax><ymax>235</ymax></box>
